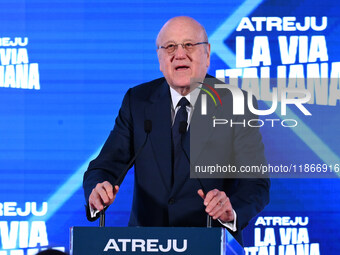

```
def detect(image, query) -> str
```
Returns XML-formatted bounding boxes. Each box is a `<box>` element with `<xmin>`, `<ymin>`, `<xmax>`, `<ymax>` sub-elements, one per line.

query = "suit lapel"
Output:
<box><xmin>145</xmin><ymin>80</ymin><xmax>173</xmax><ymax>193</ymax></box>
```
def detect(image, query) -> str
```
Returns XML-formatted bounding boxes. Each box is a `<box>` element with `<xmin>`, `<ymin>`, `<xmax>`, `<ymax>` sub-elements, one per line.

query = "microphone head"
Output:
<box><xmin>144</xmin><ymin>120</ymin><xmax>152</xmax><ymax>133</ymax></box>
<box><xmin>179</xmin><ymin>121</ymin><xmax>188</xmax><ymax>134</ymax></box>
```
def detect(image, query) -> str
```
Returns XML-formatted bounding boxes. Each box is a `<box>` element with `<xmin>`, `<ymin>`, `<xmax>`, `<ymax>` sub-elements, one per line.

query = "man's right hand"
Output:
<box><xmin>89</xmin><ymin>181</ymin><xmax>119</xmax><ymax>211</ymax></box>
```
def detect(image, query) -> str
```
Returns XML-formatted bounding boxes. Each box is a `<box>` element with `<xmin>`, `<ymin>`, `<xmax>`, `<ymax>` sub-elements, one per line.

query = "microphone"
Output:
<box><xmin>99</xmin><ymin>120</ymin><xmax>152</xmax><ymax>227</ymax></box>
<box><xmin>179</xmin><ymin>121</ymin><xmax>212</xmax><ymax>228</ymax></box>
<box><xmin>114</xmin><ymin>120</ymin><xmax>152</xmax><ymax>186</ymax></box>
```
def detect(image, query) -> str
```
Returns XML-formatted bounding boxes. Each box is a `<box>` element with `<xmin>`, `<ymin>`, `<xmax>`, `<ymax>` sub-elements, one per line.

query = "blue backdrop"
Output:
<box><xmin>0</xmin><ymin>0</ymin><xmax>339</xmax><ymax>254</ymax></box>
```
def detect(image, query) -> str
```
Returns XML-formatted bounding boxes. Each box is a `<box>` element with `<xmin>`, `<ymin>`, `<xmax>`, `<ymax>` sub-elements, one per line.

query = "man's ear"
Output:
<box><xmin>157</xmin><ymin>50</ymin><xmax>163</xmax><ymax>72</ymax></box>
<box><xmin>206</xmin><ymin>43</ymin><xmax>211</xmax><ymax>67</ymax></box>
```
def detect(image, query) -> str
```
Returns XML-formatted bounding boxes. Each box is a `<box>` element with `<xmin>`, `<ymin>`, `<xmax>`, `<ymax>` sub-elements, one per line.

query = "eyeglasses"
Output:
<box><xmin>157</xmin><ymin>42</ymin><xmax>208</xmax><ymax>54</ymax></box>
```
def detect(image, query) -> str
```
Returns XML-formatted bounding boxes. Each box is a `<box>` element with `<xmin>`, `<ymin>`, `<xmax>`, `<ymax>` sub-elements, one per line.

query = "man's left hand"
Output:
<box><xmin>198</xmin><ymin>189</ymin><xmax>234</xmax><ymax>222</ymax></box>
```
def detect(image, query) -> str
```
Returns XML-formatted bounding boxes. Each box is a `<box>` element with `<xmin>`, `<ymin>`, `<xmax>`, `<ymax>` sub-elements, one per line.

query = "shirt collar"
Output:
<box><xmin>169</xmin><ymin>85</ymin><xmax>201</xmax><ymax>109</ymax></box>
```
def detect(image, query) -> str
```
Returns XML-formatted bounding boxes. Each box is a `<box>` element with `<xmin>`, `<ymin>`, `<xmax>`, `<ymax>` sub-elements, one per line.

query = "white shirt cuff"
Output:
<box><xmin>218</xmin><ymin>209</ymin><xmax>237</xmax><ymax>232</ymax></box>
<box><xmin>90</xmin><ymin>206</ymin><xmax>107</xmax><ymax>218</ymax></box>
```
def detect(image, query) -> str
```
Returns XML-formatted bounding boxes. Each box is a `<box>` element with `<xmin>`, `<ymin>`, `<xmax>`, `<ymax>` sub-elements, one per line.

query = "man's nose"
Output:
<box><xmin>174</xmin><ymin>44</ymin><xmax>187</xmax><ymax>59</ymax></box>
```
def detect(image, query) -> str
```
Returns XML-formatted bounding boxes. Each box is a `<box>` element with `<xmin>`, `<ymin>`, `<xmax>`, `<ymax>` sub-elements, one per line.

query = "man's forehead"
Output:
<box><xmin>157</xmin><ymin>17</ymin><xmax>205</xmax><ymax>44</ymax></box>
<box><xmin>165</xmin><ymin>17</ymin><xmax>201</xmax><ymax>29</ymax></box>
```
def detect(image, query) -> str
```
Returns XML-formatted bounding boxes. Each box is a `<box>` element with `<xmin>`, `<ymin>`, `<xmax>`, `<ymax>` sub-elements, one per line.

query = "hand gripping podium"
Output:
<box><xmin>71</xmin><ymin>227</ymin><xmax>244</xmax><ymax>255</ymax></box>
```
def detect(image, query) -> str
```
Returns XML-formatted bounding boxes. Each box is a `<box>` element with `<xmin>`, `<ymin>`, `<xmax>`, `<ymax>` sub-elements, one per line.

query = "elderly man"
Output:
<box><xmin>83</xmin><ymin>16</ymin><xmax>270</xmax><ymax>245</ymax></box>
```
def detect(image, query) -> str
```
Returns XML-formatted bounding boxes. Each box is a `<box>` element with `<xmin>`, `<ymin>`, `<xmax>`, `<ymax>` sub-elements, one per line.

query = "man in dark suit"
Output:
<box><xmin>83</xmin><ymin>16</ymin><xmax>270</xmax><ymax>245</ymax></box>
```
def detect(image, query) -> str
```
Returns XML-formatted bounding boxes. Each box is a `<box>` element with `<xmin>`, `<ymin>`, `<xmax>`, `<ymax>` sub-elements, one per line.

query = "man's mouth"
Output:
<box><xmin>175</xmin><ymin>65</ymin><xmax>190</xmax><ymax>71</ymax></box>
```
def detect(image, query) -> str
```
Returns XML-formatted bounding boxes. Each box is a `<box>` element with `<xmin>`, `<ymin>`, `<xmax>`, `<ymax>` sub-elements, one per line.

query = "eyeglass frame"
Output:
<box><xmin>157</xmin><ymin>41</ymin><xmax>209</xmax><ymax>54</ymax></box>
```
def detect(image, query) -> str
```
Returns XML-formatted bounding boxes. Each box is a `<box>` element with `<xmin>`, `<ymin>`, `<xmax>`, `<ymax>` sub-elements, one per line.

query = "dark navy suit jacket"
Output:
<box><xmin>83</xmin><ymin>76</ymin><xmax>270</xmax><ymax>245</ymax></box>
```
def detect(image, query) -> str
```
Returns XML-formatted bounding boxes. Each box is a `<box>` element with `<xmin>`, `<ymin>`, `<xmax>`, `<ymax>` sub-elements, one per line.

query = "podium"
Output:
<box><xmin>70</xmin><ymin>227</ymin><xmax>244</xmax><ymax>255</ymax></box>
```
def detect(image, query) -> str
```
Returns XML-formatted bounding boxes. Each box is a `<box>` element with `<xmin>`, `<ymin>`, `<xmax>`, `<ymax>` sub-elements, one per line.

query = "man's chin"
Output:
<box><xmin>172</xmin><ymin>76</ymin><xmax>199</xmax><ymax>87</ymax></box>
<box><xmin>170</xmin><ymin>79</ymin><xmax>190</xmax><ymax>88</ymax></box>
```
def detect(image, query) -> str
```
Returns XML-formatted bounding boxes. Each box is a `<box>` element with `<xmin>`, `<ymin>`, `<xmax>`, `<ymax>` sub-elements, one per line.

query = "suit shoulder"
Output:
<box><xmin>130</xmin><ymin>77</ymin><xmax>166</xmax><ymax>96</ymax></box>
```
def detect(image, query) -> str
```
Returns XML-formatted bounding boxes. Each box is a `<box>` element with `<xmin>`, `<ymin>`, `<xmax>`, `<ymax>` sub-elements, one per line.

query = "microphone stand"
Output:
<box><xmin>98</xmin><ymin>120</ymin><xmax>152</xmax><ymax>227</ymax></box>
<box><xmin>100</xmin><ymin>210</ymin><xmax>105</xmax><ymax>227</ymax></box>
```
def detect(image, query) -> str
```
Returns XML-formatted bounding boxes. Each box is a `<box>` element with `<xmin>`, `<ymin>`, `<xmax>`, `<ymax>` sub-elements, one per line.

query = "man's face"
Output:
<box><xmin>157</xmin><ymin>18</ymin><xmax>211</xmax><ymax>93</ymax></box>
